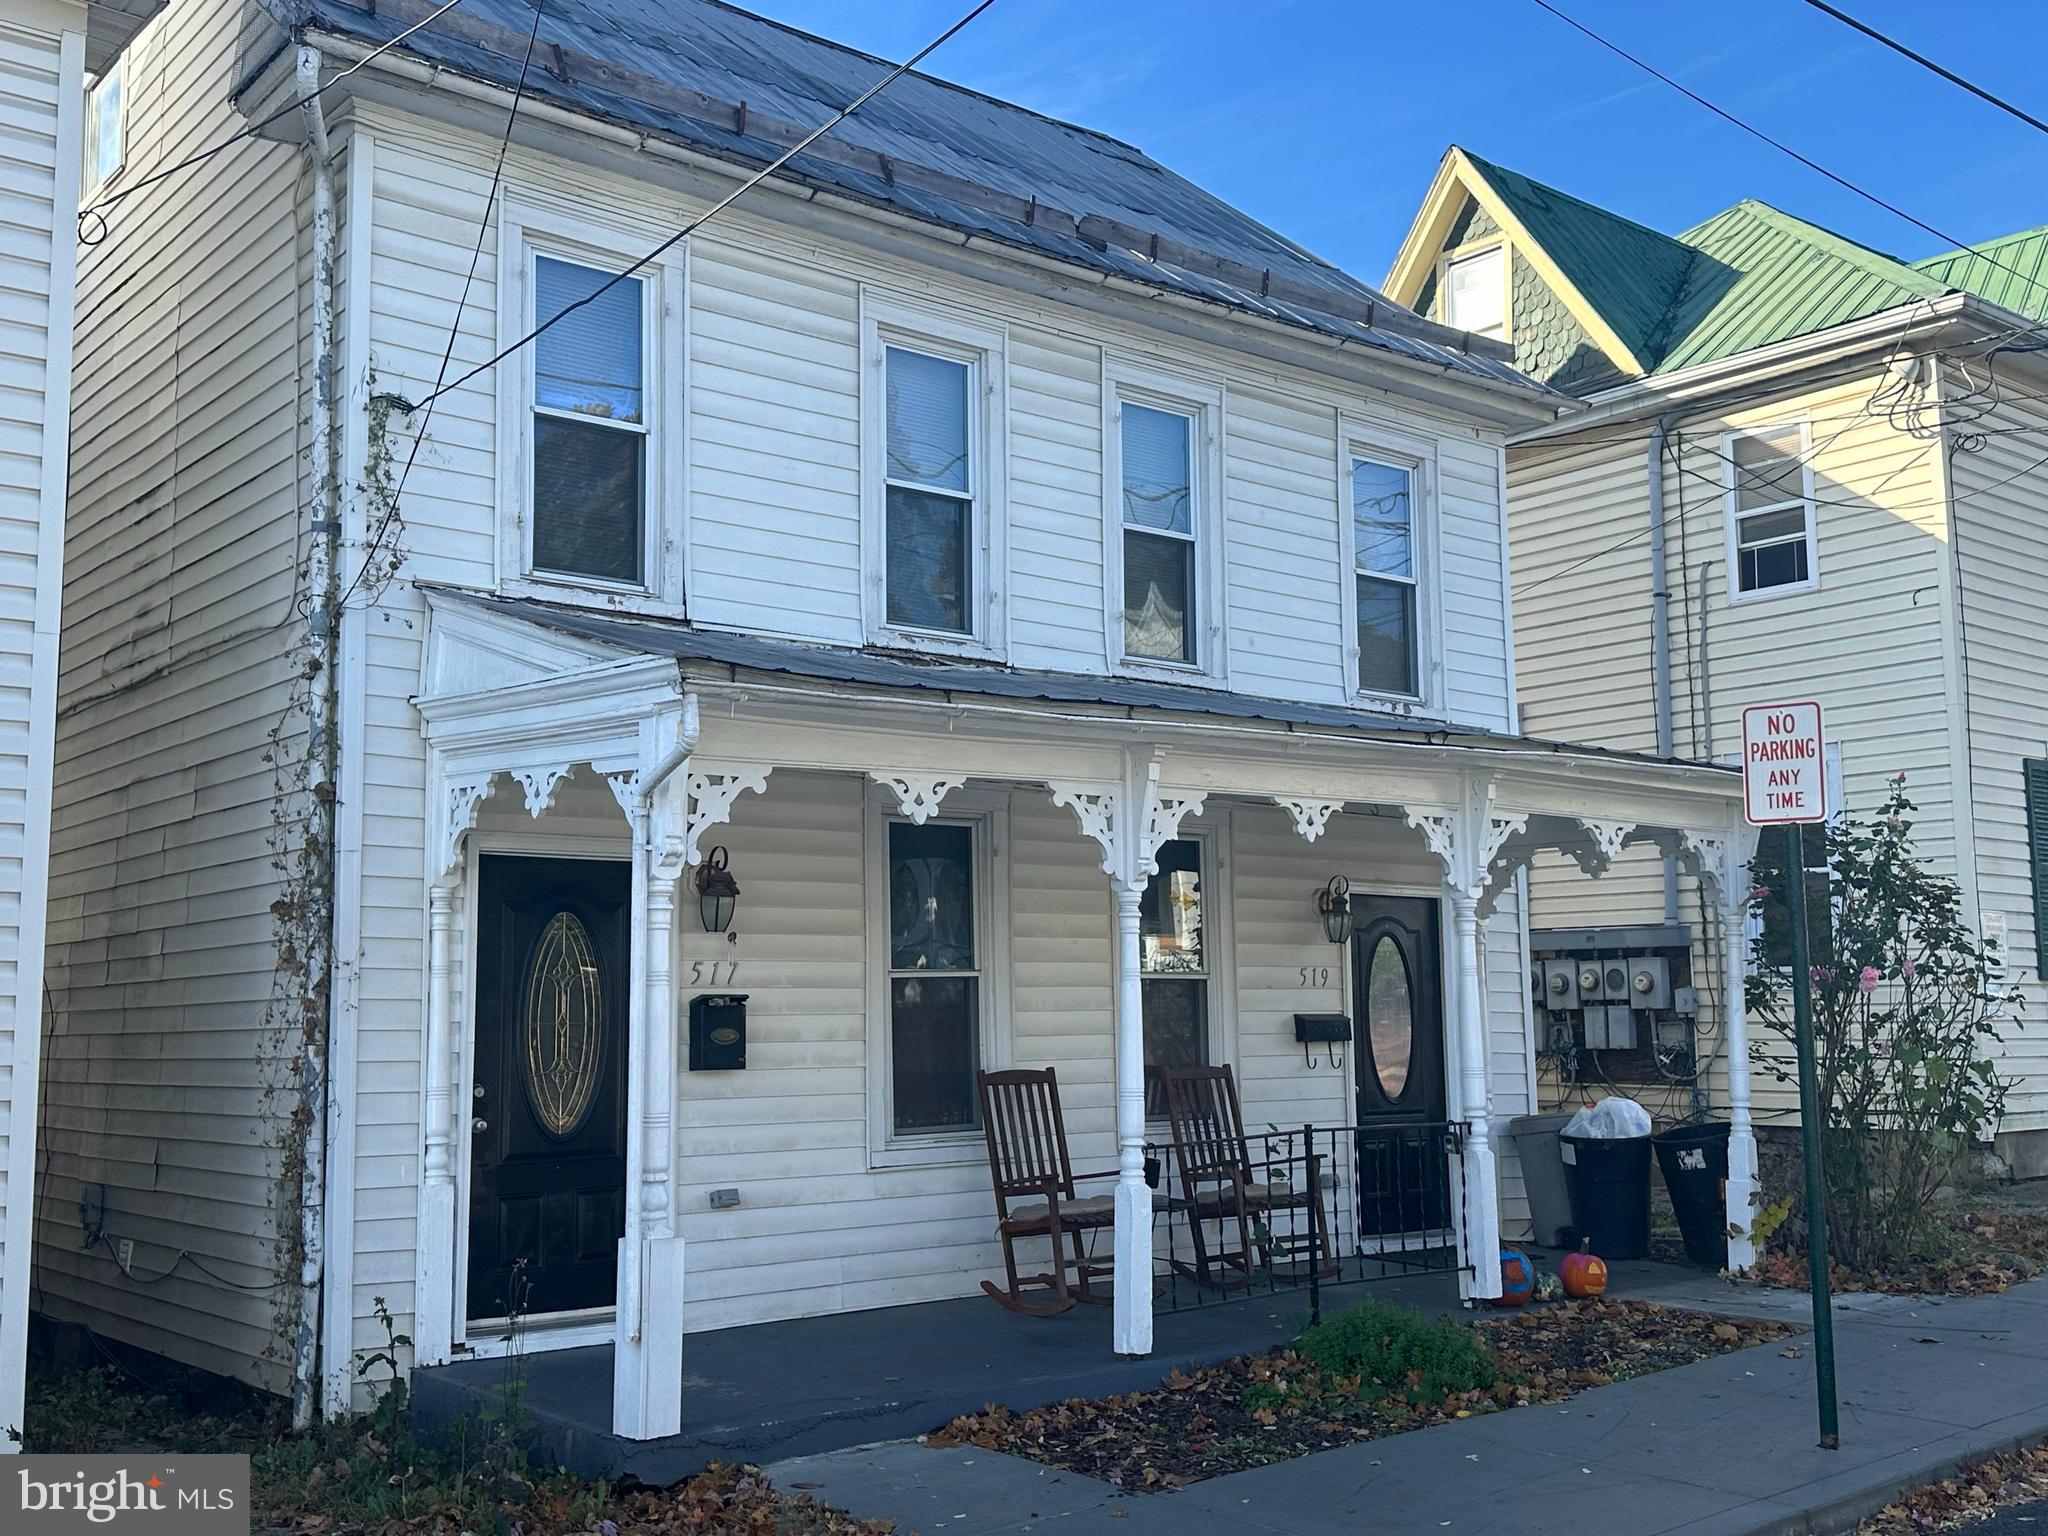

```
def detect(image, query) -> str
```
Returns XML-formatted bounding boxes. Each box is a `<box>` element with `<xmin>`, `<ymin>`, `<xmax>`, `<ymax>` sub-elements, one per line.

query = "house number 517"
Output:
<box><xmin>689</xmin><ymin>960</ymin><xmax>739</xmax><ymax>987</ymax></box>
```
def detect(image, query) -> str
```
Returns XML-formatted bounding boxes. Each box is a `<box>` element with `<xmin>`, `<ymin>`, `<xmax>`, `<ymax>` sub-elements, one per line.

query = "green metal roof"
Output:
<box><xmin>1652</xmin><ymin>201</ymin><xmax>1944</xmax><ymax>373</ymax></box>
<box><xmin>1915</xmin><ymin>225</ymin><xmax>2048</xmax><ymax>321</ymax></box>
<box><xmin>1457</xmin><ymin>150</ymin><xmax>1695</xmax><ymax>368</ymax></box>
<box><xmin>1448</xmin><ymin>154</ymin><xmax>2028</xmax><ymax>384</ymax></box>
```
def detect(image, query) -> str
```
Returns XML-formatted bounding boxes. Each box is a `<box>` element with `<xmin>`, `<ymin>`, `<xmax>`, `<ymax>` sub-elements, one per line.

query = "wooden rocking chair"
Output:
<box><xmin>1160</xmin><ymin>1063</ymin><xmax>1334</xmax><ymax>1291</ymax></box>
<box><xmin>976</xmin><ymin>1068</ymin><xmax>1118</xmax><ymax>1315</ymax></box>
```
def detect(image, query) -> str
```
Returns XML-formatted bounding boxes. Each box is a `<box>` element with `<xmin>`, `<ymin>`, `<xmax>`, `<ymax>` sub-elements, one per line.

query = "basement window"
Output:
<box><xmin>1724</xmin><ymin>424</ymin><xmax>1817</xmax><ymax>600</ymax></box>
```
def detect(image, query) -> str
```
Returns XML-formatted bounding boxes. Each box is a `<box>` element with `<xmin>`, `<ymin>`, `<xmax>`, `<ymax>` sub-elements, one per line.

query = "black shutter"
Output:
<box><xmin>2027</xmin><ymin>759</ymin><xmax>2048</xmax><ymax>976</ymax></box>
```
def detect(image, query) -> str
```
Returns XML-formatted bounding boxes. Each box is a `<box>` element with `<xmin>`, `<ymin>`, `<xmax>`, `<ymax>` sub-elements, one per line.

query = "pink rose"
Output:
<box><xmin>1858</xmin><ymin>966</ymin><xmax>1880</xmax><ymax>994</ymax></box>
<box><xmin>1900</xmin><ymin>958</ymin><xmax>1916</xmax><ymax>982</ymax></box>
<box><xmin>1811</xmin><ymin>966</ymin><xmax>1833</xmax><ymax>986</ymax></box>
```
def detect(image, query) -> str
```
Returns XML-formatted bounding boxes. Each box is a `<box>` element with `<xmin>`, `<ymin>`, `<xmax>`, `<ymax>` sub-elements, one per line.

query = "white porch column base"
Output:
<box><xmin>1111</xmin><ymin>880</ymin><xmax>1152</xmax><ymax>1356</ymax></box>
<box><xmin>614</xmin><ymin>1233</ymin><xmax>686</xmax><ymax>1440</ymax></box>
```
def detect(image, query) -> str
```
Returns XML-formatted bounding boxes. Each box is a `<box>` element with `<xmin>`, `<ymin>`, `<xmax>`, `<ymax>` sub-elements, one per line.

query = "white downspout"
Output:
<box><xmin>1648</xmin><ymin>413</ymin><xmax>1681</xmax><ymax>922</ymax></box>
<box><xmin>293</xmin><ymin>43</ymin><xmax>342</xmax><ymax>1432</ymax></box>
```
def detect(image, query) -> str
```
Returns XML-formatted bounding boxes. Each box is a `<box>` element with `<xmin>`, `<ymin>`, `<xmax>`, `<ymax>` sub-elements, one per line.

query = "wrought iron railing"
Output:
<box><xmin>1148</xmin><ymin>1122</ymin><xmax>1470</xmax><ymax>1324</ymax></box>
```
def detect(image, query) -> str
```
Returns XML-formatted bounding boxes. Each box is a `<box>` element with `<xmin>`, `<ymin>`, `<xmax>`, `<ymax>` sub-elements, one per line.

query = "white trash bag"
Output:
<box><xmin>1562</xmin><ymin>1095</ymin><xmax>1652</xmax><ymax>1139</ymax></box>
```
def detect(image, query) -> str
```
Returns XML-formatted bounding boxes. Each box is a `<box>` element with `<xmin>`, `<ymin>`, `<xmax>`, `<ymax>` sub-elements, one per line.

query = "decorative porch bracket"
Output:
<box><xmin>1402</xmin><ymin>785</ymin><xmax>1524</xmax><ymax>1302</ymax></box>
<box><xmin>682</xmin><ymin>763</ymin><xmax>773</xmax><ymax>866</ymax></box>
<box><xmin>1571</xmin><ymin>817</ymin><xmax>1635</xmax><ymax>876</ymax></box>
<box><xmin>1275</xmin><ymin>797</ymin><xmax>1345</xmax><ymax>843</ymax></box>
<box><xmin>1049</xmin><ymin>753</ymin><xmax>1204</xmax><ymax>1357</ymax></box>
<box><xmin>870</xmin><ymin>771</ymin><xmax>966</xmax><ymax>825</ymax></box>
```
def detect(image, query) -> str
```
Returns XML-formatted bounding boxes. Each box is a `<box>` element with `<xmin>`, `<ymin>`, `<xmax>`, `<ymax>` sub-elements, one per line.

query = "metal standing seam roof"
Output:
<box><xmin>1914</xmin><ymin>224</ymin><xmax>2048</xmax><ymax>322</ymax></box>
<box><xmin>252</xmin><ymin>0</ymin><xmax>1545</xmax><ymax>394</ymax></box>
<box><xmin>424</xmin><ymin>585</ymin><xmax>1738</xmax><ymax>778</ymax></box>
<box><xmin>1652</xmin><ymin>200</ymin><xmax>1945</xmax><ymax>373</ymax></box>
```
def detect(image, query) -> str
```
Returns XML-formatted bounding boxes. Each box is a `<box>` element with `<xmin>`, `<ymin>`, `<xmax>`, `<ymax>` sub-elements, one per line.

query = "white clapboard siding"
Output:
<box><xmin>1946</xmin><ymin>374</ymin><xmax>2048</xmax><ymax>1133</ymax></box>
<box><xmin>39</xmin><ymin>0</ymin><xmax>304</xmax><ymax>1395</ymax></box>
<box><xmin>1511</xmin><ymin>371</ymin><xmax>1955</xmax><ymax>1126</ymax></box>
<box><xmin>0</xmin><ymin>0</ymin><xmax>82</xmax><ymax>1450</ymax></box>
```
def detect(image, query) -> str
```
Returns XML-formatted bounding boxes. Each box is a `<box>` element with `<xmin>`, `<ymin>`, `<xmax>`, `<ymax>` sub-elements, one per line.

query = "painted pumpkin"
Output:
<box><xmin>1559</xmin><ymin>1241</ymin><xmax>1609</xmax><ymax>1298</ymax></box>
<box><xmin>1495</xmin><ymin>1249</ymin><xmax>1536</xmax><ymax>1307</ymax></box>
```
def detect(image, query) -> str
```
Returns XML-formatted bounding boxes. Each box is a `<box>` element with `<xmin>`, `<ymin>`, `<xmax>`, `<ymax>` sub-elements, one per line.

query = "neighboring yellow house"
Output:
<box><xmin>1388</xmin><ymin>147</ymin><xmax>2048</xmax><ymax>1171</ymax></box>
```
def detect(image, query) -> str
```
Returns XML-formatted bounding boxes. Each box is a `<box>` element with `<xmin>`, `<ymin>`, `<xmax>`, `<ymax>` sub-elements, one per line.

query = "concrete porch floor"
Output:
<box><xmin>410</xmin><ymin>1252</ymin><xmax>1731</xmax><ymax>1484</ymax></box>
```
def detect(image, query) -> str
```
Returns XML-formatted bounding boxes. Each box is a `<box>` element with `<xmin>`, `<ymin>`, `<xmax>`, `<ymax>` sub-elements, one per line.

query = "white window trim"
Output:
<box><xmin>860</xmin><ymin>290</ymin><xmax>1009</xmax><ymax>659</ymax></box>
<box><xmin>864</xmin><ymin>786</ymin><xmax>1014</xmax><ymax>1169</ymax></box>
<box><xmin>494</xmin><ymin>200</ymin><xmax>688</xmax><ymax>614</ymax></box>
<box><xmin>1722</xmin><ymin>420</ymin><xmax>1818</xmax><ymax>605</ymax></box>
<box><xmin>1338</xmin><ymin>416</ymin><xmax>1441</xmax><ymax>711</ymax></box>
<box><xmin>1439</xmin><ymin>237</ymin><xmax>1510</xmax><ymax>343</ymax></box>
<box><xmin>1104</xmin><ymin>358</ymin><xmax>1228</xmax><ymax>684</ymax></box>
<box><xmin>83</xmin><ymin>54</ymin><xmax>123</xmax><ymax>200</ymax></box>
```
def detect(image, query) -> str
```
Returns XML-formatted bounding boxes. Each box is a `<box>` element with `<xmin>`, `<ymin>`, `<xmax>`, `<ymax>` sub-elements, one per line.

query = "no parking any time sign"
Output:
<box><xmin>1741</xmin><ymin>701</ymin><xmax>1828</xmax><ymax>825</ymax></box>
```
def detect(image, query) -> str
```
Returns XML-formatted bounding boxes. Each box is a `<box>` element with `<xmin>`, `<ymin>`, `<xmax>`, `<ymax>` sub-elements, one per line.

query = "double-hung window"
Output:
<box><xmin>1140</xmin><ymin>838</ymin><xmax>1208</xmax><ymax>1117</ymax></box>
<box><xmin>886</xmin><ymin>820</ymin><xmax>983</xmax><ymax>1136</ymax></box>
<box><xmin>1121</xmin><ymin>403</ymin><xmax>1199</xmax><ymax>665</ymax></box>
<box><xmin>863</xmin><ymin>299</ymin><xmax>1006</xmax><ymax>652</ymax></box>
<box><xmin>1352</xmin><ymin>456</ymin><xmax>1420</xmax><ymax>697</ymax></box>
<box><xmin>1725</xmin><ymin>424</ymin><xmax>1816</xmax><ymax>599</ymax></box>
<box><xmin>884</xmin><ymin>346</ymin><xmax>975</xmax><ymax>634</ymax></box>
<box><xmin>1109</xmin><ymin>367</ymin><xmax>1222</xmax><ymax>676</ymax></box>
<box><xmin>530</xmin><ymin>254</ymin><xmax>649</xmax><ymax>586</ymax></box>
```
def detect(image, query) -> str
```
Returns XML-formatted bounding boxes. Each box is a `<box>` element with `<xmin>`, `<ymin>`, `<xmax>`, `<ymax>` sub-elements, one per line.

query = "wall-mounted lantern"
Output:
<box><xmin>1316</xmin><ymin>875</ymin><xmax>1354</xmax><ymax>945</ymax></box>
<box><xmin>696</xmin><ymin>845</ymin><xmax>741</xmax><ymax>934</ymax></box>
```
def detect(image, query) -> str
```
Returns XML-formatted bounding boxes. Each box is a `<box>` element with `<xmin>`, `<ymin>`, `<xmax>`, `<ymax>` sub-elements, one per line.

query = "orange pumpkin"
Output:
<box><xmin>1559</xmin><ymin>1240</ymin><xmax>1608</xmax><ymax>1298</ymax></box>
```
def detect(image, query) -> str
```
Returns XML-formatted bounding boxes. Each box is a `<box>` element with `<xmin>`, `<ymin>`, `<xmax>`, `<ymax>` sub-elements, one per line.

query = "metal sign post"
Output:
<box><xmin>1742</xmin><ymin>702</ymin><xmax>1840</xmax><ymax>1450</ymax></box>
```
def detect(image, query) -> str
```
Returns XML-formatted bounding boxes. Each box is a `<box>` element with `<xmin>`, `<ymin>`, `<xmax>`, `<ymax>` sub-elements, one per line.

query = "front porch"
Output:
<box><xmin>405</xmin><ymin>588</ymin><xmax>1758</xmax><ymax>1443</ymax></box>
<box><xmin>408</xmin><ymin>1251</ymin><xmax>1720</xmax><ymax>1482</ymax></box>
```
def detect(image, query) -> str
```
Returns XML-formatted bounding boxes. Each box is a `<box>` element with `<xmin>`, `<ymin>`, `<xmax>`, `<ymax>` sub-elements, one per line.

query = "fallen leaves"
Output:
<box><xmin>926</xmin><ymin>1300</ymin><xmax>1794</xmax><ymax>1490</ymax></box>
<box><xmin>1859</xmin><ymin>1443</ymin><xmax>2048</xmax><ymax>1533</ymax></box>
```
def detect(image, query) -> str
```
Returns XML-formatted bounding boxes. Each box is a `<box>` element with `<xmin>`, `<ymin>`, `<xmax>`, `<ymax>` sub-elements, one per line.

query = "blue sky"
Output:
<box><xmin>744</xmin><ymin>0</ymin><xmax>2048</xmax><ymax>285</ymax></box>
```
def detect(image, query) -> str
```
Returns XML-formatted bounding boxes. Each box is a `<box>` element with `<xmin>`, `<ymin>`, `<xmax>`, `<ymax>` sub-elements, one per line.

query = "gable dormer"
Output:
<box><xmin>1386</xmin><ymin>147</ymin><xmax>1696</xmax><ymax>397</ymax></box>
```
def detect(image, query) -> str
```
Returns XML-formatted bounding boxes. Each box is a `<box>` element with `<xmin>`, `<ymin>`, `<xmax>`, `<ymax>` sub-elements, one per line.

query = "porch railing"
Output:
<box><xmin>1148</xmin><ymin>1121</ymin><xmax>1471</xmax><ymax>1326</ymax></box>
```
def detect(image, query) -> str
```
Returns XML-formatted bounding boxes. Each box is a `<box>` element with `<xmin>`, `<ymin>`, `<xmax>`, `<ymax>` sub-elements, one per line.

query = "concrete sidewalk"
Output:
<box><xmin>768</xmin><ymin>1276</ymin><xmax>2048</xmax><ymax>1536</ymax></box>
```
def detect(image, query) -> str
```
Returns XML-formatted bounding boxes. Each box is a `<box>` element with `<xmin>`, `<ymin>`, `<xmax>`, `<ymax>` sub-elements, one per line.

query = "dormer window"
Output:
<box><xmin>1443</xmin><ymin>244</ymin><xmax>1506</xmax><ymax>340</ymax></box>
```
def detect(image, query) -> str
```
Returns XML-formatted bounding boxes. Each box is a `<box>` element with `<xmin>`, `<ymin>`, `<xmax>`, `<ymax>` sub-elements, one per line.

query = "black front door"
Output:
<box><xmin>468</xmin><ymin>855</ymin><xmax>629</xmax><ymax>1321</ymax></box>
<box><xmin>1350</xmin><ymin>896</ymin><xmax>1451</xmax><ymax>1237</ymax></box>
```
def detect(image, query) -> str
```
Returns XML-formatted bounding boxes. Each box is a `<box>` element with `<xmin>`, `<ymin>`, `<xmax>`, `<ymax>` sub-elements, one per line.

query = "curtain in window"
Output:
<box><xmin>889</xmin><ymin>823</ymin><xmax>979</xmax><ymax>1134</ymax></box>
<box><xmin>885</xmin><ymin>348</ymin><xmax>972</xmax><ymax>631</ymax></box>
<box><xmin>1122</xmin><ymin>403</ymin><xmax>1196</xmax><ymax>662</ymax></box>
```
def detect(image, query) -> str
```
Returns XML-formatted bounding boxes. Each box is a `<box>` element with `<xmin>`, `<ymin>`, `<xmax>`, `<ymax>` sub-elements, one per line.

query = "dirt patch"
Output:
<box><xmin>927</xmin><ymin>1299</ymin><xmax>1794</xmax><ymax>1489</ymax></box>
<box><xmin>1858</xmin><ymin>1443</ymin><xmax>2048</xmax><ymax>1533</ymax></box>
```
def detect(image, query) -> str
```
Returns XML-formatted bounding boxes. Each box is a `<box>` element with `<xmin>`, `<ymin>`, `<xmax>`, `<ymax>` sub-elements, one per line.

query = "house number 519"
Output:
<box><xmin>1298</xmin><ymin>966</ymin><xmax>1330</xmax><ymax>988</ymax></box>
<box><xmin>689</xmin><ymin>960</ymin><xmax>739</xmax><ymax>987</ymax></box>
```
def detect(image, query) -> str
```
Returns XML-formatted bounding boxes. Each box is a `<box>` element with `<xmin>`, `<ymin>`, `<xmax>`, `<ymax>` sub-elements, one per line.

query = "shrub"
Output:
<box><xmin>1746</xmin><ymin>776</ymin><xmax>2018</xmax><ymax>1272</ymax></box>
<box><xmin>1294</xmin><ymin>1298</ymin><xmax>1498</xmax><ymax>1405</ymax></box>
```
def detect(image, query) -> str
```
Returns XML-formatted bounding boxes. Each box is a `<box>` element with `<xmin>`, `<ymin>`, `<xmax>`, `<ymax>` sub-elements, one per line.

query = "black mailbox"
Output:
<box><xmin>1293</xmin><ymin>1013</ymin><xmax>1352</xmax><ymax>1044</ymax></box>
<box><xmin>688</xmin><ymin>993</ymin><xmax>748</xmax><ymax>1070</ymax></box>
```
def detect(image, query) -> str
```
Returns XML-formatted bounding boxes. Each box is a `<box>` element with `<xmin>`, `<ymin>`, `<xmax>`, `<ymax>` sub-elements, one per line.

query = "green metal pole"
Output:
<box><xmin>1783</xmin><ymin>821</ymin><xmax>1841</xmax><ymax>1449</ymax></box>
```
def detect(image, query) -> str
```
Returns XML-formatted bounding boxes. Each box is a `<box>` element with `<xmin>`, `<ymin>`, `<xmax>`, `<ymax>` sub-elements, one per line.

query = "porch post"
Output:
<box><xmin>614</xmin><ymin>732</ymin><xmax>692</xmax><ymax>1441</ymax></box>
<box><xmin>1111</xmin><ymin>876</ymin><xmax>1151</xmax><ymax>1355</ymax></box>
<box><xmin>415</xmin><ymin>882</ymin><xmax>458</xmax><ymax>1365</ymax></box>
<box><xmin>1719</xmin><ymin>863</ymin><xmax>1760</xmax><ymax>1273</ymax></box>
<box><xmin>1449</xmin><ymin>889</ymin><xmax>1503</xmax><ymax>1301</ymax></box>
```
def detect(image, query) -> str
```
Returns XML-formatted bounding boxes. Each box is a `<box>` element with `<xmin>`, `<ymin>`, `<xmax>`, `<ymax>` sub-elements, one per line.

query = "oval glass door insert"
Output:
<box><xmin>523</xmin><ymin>911</ymin><xmax>604</xmax><ymax>1138</ymax></box>
<box><xmin>1366</xmin><ymin>934</ymin><xmax>1413</xmax><ymax>1101</ymax></box>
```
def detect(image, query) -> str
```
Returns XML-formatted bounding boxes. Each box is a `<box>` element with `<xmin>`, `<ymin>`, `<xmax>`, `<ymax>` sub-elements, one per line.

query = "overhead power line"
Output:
<box><xmin>1796</xmin><ymin>0</ymin><xmax>2048</xmax><ymax>140</ymax></box>
<box><xmin>1527</xmin><ymin>0</ymin><xmax>2048</xmax><ymax>314</ymax></box>
<box><xmin>77</xmin><ymin>0</ymin><xmax>469</xmax><ymax>244</ymax></box>
<box><xmin>393</xmin><ymin>0</ymin><xmax>1000</xmax><ymax>417</ymax></box>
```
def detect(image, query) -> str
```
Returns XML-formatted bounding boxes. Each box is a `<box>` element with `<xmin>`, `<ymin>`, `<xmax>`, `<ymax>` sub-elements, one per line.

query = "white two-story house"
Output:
<box><xmin>36</xmin><ymin>0</ymin><xmax>1748</xmax><ymax>1441</ymax></box>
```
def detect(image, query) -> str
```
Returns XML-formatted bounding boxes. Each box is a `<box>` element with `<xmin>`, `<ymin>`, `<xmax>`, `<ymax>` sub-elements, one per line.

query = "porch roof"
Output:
<box><xmin>419</xmin><ymin>585</ymin><xmax>1735</xmax><ymax>782</ymax></box>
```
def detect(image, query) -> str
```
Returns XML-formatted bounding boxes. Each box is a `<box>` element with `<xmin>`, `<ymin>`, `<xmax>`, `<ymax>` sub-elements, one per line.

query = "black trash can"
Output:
<box><xmin>1654</xmin><ymin>1121</ymin><xmax>1732</xmax><ymax>1269</ymax></box>
<box><xmin>1559</xmin><ymin>1131</ymin><xmax>1653</xmax><ymax>1260</ymax></box>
